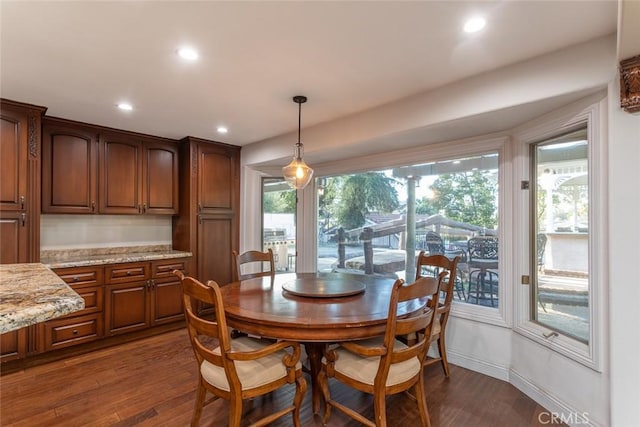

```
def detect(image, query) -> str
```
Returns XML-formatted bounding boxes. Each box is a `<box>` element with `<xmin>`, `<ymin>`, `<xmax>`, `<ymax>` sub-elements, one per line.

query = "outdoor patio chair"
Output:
<box><xmin>467</xmin><ymin>236</ymin><xmax>499</xmax><ymax>307</ymax></box>
<box><xmin>424</xmin><ymin>231</ymin><xmax>466</xmax><ymax>299</ymax></box>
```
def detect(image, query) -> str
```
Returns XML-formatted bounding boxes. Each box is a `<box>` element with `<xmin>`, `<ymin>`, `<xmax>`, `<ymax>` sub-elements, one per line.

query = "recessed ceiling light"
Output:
<box><xmin>177</xmin><ymin>47</ymin><xmax>199</xmax><ymax>61</ymax></box>
<box><xmin>217</xmin><ymin>126</ymin><xmax>228</xmax><ymax>134</ymax></box>
<box><xmin>463</xmin><ymin>17</ymin><xmax>486</xmax><ymax>33</ymax></box>
<box><xmin>117</xmin><ymin>103</ymin><xmax>133</xmax><ymax>111</ymax></box>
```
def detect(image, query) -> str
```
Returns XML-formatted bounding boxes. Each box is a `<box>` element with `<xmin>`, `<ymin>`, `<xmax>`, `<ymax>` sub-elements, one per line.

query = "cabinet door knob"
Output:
<box><xmin>20</xmin><ymin>195</ymin><xmax>25</xmax><ymax>210</ymax></box>
<box><xmin>72</xmin><ymin>329</ymin><xmax>78</xmax><ymax>335</ymax></box>
<box><xmin>126</xmin><ymin>271</ymin><xmax>131</xmax><ymax>276</ymax></box>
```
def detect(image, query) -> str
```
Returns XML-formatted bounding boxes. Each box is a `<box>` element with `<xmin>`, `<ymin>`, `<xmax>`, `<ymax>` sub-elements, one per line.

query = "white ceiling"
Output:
<box><xmin>0</xmin><ymin>1</ymin><xmax>617</xmax><ymax>146</ymax></box>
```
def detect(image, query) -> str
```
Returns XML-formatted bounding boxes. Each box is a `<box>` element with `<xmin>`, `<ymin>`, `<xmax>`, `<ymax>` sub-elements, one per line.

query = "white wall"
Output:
<box><xmin>607</xmin><ymin>78</ymin><xmax>640</xmax><ymax>426</ymax></box>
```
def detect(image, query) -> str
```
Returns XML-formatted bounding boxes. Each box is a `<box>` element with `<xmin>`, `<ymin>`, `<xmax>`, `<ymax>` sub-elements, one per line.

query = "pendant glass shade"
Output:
<box><xmin>282</xmin><ymin>95</ymin><xmax>314</xmax><ymax>190</ymax></box>
<box><xmin>283</xmin><ymin>151</ymin><xmax>314</xmax><ymax>190</ymax></box>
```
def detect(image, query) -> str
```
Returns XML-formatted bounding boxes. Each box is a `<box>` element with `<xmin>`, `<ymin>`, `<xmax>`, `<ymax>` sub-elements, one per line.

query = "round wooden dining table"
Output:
<box><xmin>219</xmin><ymin>271</ymin><xmax>427</xmax><ymax>413</ymax></box>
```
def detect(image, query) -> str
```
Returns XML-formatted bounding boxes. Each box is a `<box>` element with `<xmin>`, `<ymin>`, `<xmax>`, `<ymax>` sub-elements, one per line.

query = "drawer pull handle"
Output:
<box><xmin>73</xmin><ymin>276</ymin><xmax>79</xmax><ymax>282</ymax></box>
<box><xmin>72</xmin><ymin>329</ymin><xmax>78</xmax><ymax>335</ymax></box>
<box><xmin>126</xmin><ymin>271</ymin><xmax>132</xmax><ymax>276</ymax></box>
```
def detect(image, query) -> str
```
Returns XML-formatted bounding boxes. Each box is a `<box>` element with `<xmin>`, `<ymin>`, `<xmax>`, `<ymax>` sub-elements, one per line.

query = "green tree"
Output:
<box><xmin>430</xmin><ymin>171</ymin><xmax>497</xmax><ymax>228</ymax></box>
<box><xmin>318</xmin><ymin>177</ymin><xmax>341</xmax><ymax>232</ymax></box>
<box><xmin>336</xmin><ymin>173</ymin><xmax>400</xmax><ymax>230</ymax></box>
<box><xmin>415</xmin><ymin>197</ymin><xmax>437</xmax><ymax>215</ymax></box>
<box><xmin>263</xmin><ymin>189</ymin><xmax>296</xmax><ymax>213</ymax></box>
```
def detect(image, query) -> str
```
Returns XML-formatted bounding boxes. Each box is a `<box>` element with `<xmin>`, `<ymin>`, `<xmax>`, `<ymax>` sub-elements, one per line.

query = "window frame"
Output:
<box><xmin>513</xmin><ymin>99</ymin><xmax>606</xmax><ymax>371</ymax></box>
<box><xmin>301</xmin><ymin>134</ymin><xmax>513</xmax><ymax>328</ymax></box>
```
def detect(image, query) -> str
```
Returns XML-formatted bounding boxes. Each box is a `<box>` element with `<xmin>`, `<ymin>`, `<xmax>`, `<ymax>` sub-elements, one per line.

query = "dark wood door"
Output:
<box><xmin>197</xmin><ymin>144</ymin><xmax>238</xmax><ymax>213</ymax></box>
<box><xmin>0</xmin><ymin>109</ymin><xmax>27</xmax><ymax>212</ymax></box>
<box><xmin>150</xmin><ymin>278</ymin><xmax>184</xmax><ymax>325</ymax></box>
<box><xmin>0</xmin><ymin>212</ymin><xmax>27</xmax><ymax>264</ymax></box>
<box><xmin>100</xmin><ymin>136</ymin><xmax>142</xmax><ymax>214</ymax></box>
<box><xmin>42</xmin><ymin>121</ymin><xmax>98</xmax><ymax>213</ymax></box>
<box><xmin>0</xmin><ymin>328</ymin><xmax>26</xmax><ymax>362</ymax></box>
<box><xmin>197</xmin><ymin>214</ymin><xmax>235</xmax><ymax>285</ymax></box>
<box><xmin>105</xmin><ymin>281</ymin><xmax>150</xmax><ymax>335</ymax></box>
<box><xmin>143</xmin><ymin>141</ymin><xmax>178</xmax><ymax>214</ymax></box>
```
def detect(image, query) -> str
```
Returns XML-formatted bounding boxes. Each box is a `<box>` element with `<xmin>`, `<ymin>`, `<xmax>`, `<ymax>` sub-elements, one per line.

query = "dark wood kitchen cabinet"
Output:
<box><xmin>149</xmin><ymin>258</ymin><xmax>187</xmax><ymax>324</ymax></box>
<box><xmin>40</xmin><ymin>117</ymin><xmax>179</xmax><ymax>215</ymax></box>
<box><xmin>0</xmin><ymin>328</ymin><xmax>26</xmax><ymax>362</ymax></box>
<box><xmin>105</xmin><ymin>258</ymin><xmax>188</xmax><ymax>336</ymax></box>
<box><xmin>104</xmin><ymin>262</ymin><xmax>151</xmax><ymax>335</ymax></box>
<box><xmin>142</xmin><ymin>140</ymin><xmax>179</xmax><ymax>215</ymax></box>
<box><xmin>0</xmin><ymin>99</ymin><xmax>46</xmax><ymax>263</ymax></box>
<box><xmin>173</xmin><ymin>137</ymin><xmax>240</xmax><ymax>285</ymax></box>
<box><xmin>44</xmin><ymin>266</ymin><xmax>105</xmax><ymax>351</ymax></box>
<box><xmin>0</xmin><ymin>212</ymin><xmax>27</xmax><ymax>264</ymax></box>
<box><xmin>0</xmin><ymin>258</ymin><xmax>189</xmax><ymax>363</ymax></box>
<box><xmin>100</xmin><ymin>132</ymin><xmax>179</xmax><ymax>215</ymax></box>
<box><xmin>42</xmin><ymin>118</ymin><xmax>98</xmax><ymax>214</ymax></box>
<box><xmin>0</xmin><ymin>325</ymin><xmax>40</xmax><ymax>363</ymax></box>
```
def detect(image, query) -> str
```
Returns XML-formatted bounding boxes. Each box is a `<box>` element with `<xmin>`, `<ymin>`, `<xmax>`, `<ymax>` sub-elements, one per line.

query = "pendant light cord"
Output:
<box><xmin>297</xmin><ymin>101</ymin><xmax>302</xmax><ymax>149</ymax></box>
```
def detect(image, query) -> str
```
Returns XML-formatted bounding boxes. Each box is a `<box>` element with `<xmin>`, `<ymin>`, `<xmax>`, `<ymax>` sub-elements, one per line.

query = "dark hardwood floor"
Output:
<box><xmin>1</xmin><ymin>329</ymin><xmax>555</xmax><ymax>426</ymax></box>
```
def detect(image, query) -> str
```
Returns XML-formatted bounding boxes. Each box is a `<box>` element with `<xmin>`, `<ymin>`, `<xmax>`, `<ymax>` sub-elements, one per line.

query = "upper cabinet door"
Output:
<box><xmin>100</xmin><ymin>135</ymin><xmax>142</xmax><ymax>214</ymax></box>
<box><xmin>197</xmin><ymin>144</ymin><xmax>238</xmax><ymax>213</ymax></box>
<box><xmin>0</xmin><ymin>109</ymin><xmax>27</xmax><ymax>212</ymax></box>
<box><xmin>142</xmin><ymin>141</ymin><xmax>179</xmax><ymax>215</ymax></box>
<box><xmin>42</xmin><ymin>121</ymin><xmax>98</xmax><ymax>214</ymax></box>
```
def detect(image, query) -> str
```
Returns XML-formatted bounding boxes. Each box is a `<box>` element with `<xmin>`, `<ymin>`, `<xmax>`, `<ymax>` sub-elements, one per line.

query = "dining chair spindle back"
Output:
<box><xmin>319</xmin><ymin>273</ymin><xmax>445</xmax><ymax>427</ymax></box>
<box><xmin>173</xmin><ymin>270</ymin><xmax>306</xmax><ymax>427</ymax></box>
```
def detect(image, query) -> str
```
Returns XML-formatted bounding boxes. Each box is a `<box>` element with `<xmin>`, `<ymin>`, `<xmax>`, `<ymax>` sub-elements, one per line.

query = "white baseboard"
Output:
<box><xmin>446</xmin><ymin>350</ymin><xmax>599</xmax><ymax>427</ymax></box>
<box><xmin>509</xmin><ymin>369</ymin><xmax>599</xmax><ymax>427</ymax></box>
<box><xmin>446</xmin><ymin>348</ymin><xmax>510</xmax><ymax>382</ymax></box>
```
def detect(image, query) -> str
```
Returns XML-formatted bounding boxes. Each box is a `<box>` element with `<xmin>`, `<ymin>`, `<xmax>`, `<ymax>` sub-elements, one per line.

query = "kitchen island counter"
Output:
<box><xmin>0</xmin><ymin>264</ymin><xmax>84</xmax><ymax>334</ymax></box>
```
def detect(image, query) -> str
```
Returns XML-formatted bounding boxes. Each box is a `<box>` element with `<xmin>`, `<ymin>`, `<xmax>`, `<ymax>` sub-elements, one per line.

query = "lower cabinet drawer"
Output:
<box><xmin>44</xmin><ymin>313</ymin><xmax>104</xmax><ymax>351</ymax></box>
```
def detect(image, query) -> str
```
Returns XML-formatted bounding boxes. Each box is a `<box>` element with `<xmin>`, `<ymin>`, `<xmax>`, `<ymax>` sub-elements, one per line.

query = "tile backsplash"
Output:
<box><xmin>41</xmin><ymin>214</ymin><xmax>173</xmax><ymax>250</ymax></box>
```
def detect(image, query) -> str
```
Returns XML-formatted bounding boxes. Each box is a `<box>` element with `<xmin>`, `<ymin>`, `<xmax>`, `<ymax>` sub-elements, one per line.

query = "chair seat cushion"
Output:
<box><xmin>330</xmin><ymin>337</ymin><xmax>421</xmax><ymax>386</ymax></box>
<box><xmin>201</xmin><ymin>336</ymin><xmax>300</xmax><ymax>392</ymax></box>
<box><xmin>405</xmin><ymin>316</ymin><xmax>440</xmax><ymax>341</ymax></box>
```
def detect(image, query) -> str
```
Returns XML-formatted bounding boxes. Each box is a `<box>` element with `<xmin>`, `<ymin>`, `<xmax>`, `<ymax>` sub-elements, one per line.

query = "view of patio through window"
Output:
<box><xmin>316</xmin><ymin>153</ymin><xmax>500</xmax><ymax>308</ymax></box>
<box><xmin>262</xmin><ymin>178</ymin><xmax>297</xmax><ymax>274</ymax></box>
<box><xmin>532</xmin><ymin>127</ymin><xmax>589</xmax><ymax>343</ymax></box>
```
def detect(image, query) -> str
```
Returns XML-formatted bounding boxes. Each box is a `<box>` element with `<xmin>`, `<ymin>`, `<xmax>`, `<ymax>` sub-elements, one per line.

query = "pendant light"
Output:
<box><xmin>282</xmin><ymin>95</ymin><xmax>314</xmax><ymax>190</ymax></box>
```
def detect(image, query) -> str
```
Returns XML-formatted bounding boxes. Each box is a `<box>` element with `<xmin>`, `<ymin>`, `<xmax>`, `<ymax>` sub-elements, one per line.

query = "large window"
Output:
<box><xmin>316</xmin><ymin>152</ymin><xmax>500</xmax><ymax>308</ymax></box>
<box><xmin>262</xmin><ymin>178</ymin><xmax>297</xmax><ymax>274</ymax></box>
<box><xmin>515</xmin><ymin>100</ymin><xmax>604</xmax><ymax>369</ymax></box>
<box><xmin>531</xmin><ymin>127</ymin><xmax>589</xmax><ymax>343</ymax></box>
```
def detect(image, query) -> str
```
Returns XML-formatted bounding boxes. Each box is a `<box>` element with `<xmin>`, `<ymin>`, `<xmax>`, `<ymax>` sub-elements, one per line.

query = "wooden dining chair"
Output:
<box><xmin>318</xmin><ymin>274</ymin><xmax>445</xmax><ymax>427</ymax></box>
<box><xmin>232</xmin><ymin>248</ymin><xmax>275</xmax><ymax>282</ymax></box>
<box><xmin>173</xmin><ymin>271</ymin><xmax>306</xmax><ymax>427</ymax></box>
<box><xmin>231</xmin><ymin>248</ymin><xmax>276</xmax><ymax>338</ymax></box>
<box><xmin>415</xmin><ymin>251</ymin><xmax>461</xmax><ymax>378</ymax></box>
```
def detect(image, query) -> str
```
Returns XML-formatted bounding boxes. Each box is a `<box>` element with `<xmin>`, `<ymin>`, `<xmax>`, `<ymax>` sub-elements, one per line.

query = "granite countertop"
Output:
<box><xmin>0</xmin><ymin>263</ymin><xmax>85</xmax><ymax>334</ymax></box>
<box><xmin>40</xmin><ymin>245</ymin><xmax>192</xmax><ymax>269</ymax></box>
